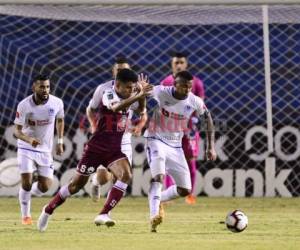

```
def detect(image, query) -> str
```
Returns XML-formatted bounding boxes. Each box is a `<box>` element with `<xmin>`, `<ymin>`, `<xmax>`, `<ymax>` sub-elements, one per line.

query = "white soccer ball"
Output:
<box><xmin>225</xmin><ymin>210</ymin><xmax>248</xmax><ymax>233</ymax></box>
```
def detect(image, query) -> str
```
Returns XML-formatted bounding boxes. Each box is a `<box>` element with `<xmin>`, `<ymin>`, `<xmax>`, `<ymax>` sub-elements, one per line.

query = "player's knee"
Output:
<box><xmin>152</xmin><ymin>175</ymin><xmax>164</xmax><ymax>183</ymax></box>
<box><xmin>68</xmin><ymin>183</ymin><xmax>80</xmax><ymax>194</ymax></box>
<box><xmin>99</xmin><ymin>177</ymin><xmax>109</xmax><ymax>186</ymax></box>
<box><xmin>177</xmin><ymin>187</ymin><xmax>191</xmax><ymax>197</ymax></box>
<box><xmin>114</xmin><ymin>168</ymin><xmax>132</xmax><ymax>184</ymax></box>
<box><xmin>22</xmin><ymin>183</ymin><xmax>32</xmax><ymax>192</ymax></box>
<box><xmin>98</xmin><ymin>171</ymin><xmax>112</xmax><ymax>185</ymax></box>
<box><xmin>38</xmin><ymin>183</ymin><xmax>49</xmax><ymax>193</ymax></box>
<box><xmin>68</xmin><ymin>181</ymin><xmax>84</xmax><ymax>194</ymax></box>
<box><xmin>121</xmin><ymin>170</ymin><xmax>132</xmax><ymax>183</ymax></box>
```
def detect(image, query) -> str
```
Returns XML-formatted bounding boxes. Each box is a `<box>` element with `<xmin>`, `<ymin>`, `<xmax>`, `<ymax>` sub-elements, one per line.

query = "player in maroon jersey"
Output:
<box><xmin>37</xmin><ymin>69</ymin><xmax>152</xmax><ymax>232</ymax></box>
<box><xmin>87</xmin><ymin>57</ymin><xmax>148</xmax><ymax>202</ymax></box>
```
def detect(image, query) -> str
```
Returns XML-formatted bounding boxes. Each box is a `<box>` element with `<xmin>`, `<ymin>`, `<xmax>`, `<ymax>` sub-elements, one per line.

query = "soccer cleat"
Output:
<box><xmin>94</xmin><ymin>214</ymin><xmax>115</xmax><ymax>227</ymax></box>
<box><xmin>185</xmin><ymin>194</ymin><xmax>196</xmax><ymax>205</ymax></box>
<box><xmin>37</xmin><ymin>206</ymin><xmax>51</xmax><ymax>232</ymax></box>
<box><xmin>91</xmin><ymin>184</ymin><xmax>101</xmax><ymax>202</ymax></box>
<box><xmin>159</xmin><ymin>203</ymin><xmax>165</xmax><ymax>219</ymax></box>
<box><xmin>150</xmin><ymin>215</ymin><xmax>163</xmax><ymax>233</ymax></box>
<box><xmin>22</xmin><ymin>216</ymin><xmax>32</xmax><ymax>225</ymax></box>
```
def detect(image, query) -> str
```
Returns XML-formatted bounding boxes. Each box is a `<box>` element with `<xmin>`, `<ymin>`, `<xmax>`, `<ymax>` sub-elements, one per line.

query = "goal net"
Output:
<box><xmin>0</xmin><ymin>3</ymin><xmax>299</xmax><ymax>197</ymax></box>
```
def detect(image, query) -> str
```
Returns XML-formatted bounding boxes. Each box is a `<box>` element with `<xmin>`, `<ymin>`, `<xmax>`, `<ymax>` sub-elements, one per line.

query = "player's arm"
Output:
<box><xmin>55</xmin><ymin>100</ymin><xmax>65</xmax><ymax>155</ymax></box>
<box><xmin>86</xmin><ymin>107</ymin><xmax>98</xmax><ymax>134</ymax></box>
<box><xmin>204</xmin><ymin>111</ymin><xmax>217</xmax><ymax>161</ymax></box>
<box><xmin>132</xmin><ymin>73</ymin><xmax>149</xmax><ymax>115</ymax></box>
<box><xmin>86</xmin><ymin>85</ymin><xmax>105</xmax><ymax>133</ymax></box>
<box><xmin>195</xmin><ymin>98</ymin><xmax>216</xmax><ymax>161</ymax></box>
<box><xmin>14</xmin><ymin>124</ymin><xmax>41</xmax><ymax>147</ymax></box>
<box><xmin>14</xmin><ymin>102</ymin><xmax>41</xmax><ymax>147</ymax></box>
<box><xmin>129</xmin><ymin>78</ymin><xmax>148</xmax><ymax>136</ymax></box>
<box><xmin>55</xmin><ymin>117</ymin><xmax>64</xmax><ymax>155</ymax></box>
<box><xmin>109</xmin><ymin>84</ymin><xmax>153</xmax><ymax>113</ymax></box>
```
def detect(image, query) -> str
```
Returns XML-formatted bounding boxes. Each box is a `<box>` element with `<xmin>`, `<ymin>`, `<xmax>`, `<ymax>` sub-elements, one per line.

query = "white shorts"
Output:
<box><xmin>145</xmin><ymin>138</ymin><xmax>191</xmax><ymax>190</ymax></box>
<box><xmin>121</xmin><ymin>143</ymin><xmax>132</xmax><ymax>166</ymax></box>
<box><xmin>17</xmin><ymin>148</ymin><xmax>54</xmax><ymax>179</ymax></box>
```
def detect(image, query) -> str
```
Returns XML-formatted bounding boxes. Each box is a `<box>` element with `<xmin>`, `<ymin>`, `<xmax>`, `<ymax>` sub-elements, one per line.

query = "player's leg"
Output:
<box><xmin>91</xmin><ymin>166</ymin><xmax>113</xmax><ymax>202</ymax></box>
<box><xmin>31</xmin><ymin>175</ymin><xmax>52</xmax><ymax>196</ymax></box>
<box><xmin>161</xmin><ymin>148</ymin><xmax>192</xmax><ymax>202</ymax></box>
<box><xmin>31</xmin><ymin>152</ymin><xmax>54</xmax><ymax>197</ymax></box>
<box><xmin>164</xmin><ymin>175</ymin><xmax>175</xmax><ymax>188</ymax></box>
<box><xmin>146</xmin><ymin>139</ymin><xmax>166</xmax><ymax>232</ymax></box>
<box><xmin>94</xmin><ymin>156</ymin><xmax>131</xmax><ymax>226</ymax></box>
<box><xmin>19</xmin><ymin>173</ymin><xmax>33</xmax><ymax>225</ymax></box>
<box><xmin>37</xmin><ymin>173</ymin><xmax>90</xmax><ymax>232</ymax></box>
<box><xmin>45</xmin><ymin>173</ymin><xmax>90</xmax><ymax>214</ymax></box>
<box><xmin>182</xmin><ymin>133</ymin><xmax>199</xmax><ymax>204</ymax></box>
<box><xmin>37</xmin><ymin>149</ymin><xmax>99</xmax><ymax>232</ymax></box>
<box><xmin>18</xmin><ymin>150</ymin><xmax>35</xmax><ymax>225</ymax></box>
<box><xmin>90</xmin><ymin>145</ymin><xmax>132</xmax><ymax>202</ymax></box>
<box><xmin>185</xmin><ymin>158</ymin><xmax>197</xmax><ymax>204</ymax></box>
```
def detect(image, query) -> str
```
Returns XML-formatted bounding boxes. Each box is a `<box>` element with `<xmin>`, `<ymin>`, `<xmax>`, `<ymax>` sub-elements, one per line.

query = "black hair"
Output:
<box><xmin>174</xmin><ymin>71</ymin><xmax>193</xmax><ymax>83</ymax></box>
<box><xmin>116</xmin><ymin>68</ymin><xmax>138</xmax><ymax>83</ymax></box>
<box><xmin>171</xmin><ymin>51</ymin><xmax>187</xmax><ymax>58</ymax></box>
<box><xmin>115</xmin><ymin>57</ymin><xmax>129</xmax><ymax>65</ymax></box>
<box><xmin>33</xmin><ymin>74</ymin><xmax>50</xmax><ymax>83</ymax></box>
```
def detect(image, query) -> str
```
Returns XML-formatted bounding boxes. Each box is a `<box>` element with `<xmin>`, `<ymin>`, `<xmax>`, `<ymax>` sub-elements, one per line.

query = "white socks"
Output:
<box><xmin>31</xmin><ymin>182</ymin><xmax>44</xmax><ymax>197</ymax></box>
<box><xmin>114</xmin><ymin>180</ymin><xmax>128</xmax><ymax>190</ymax></box>
<box><xmin>59</xmin><ymin>185</ymin><xmax>71</xmax><ymax>199</ymax></box>
<box><xmin>148</xmin><ymin>182</ymin><xmax>162</xmax><ymax>219</ymax></box>
<box><xmin>161</xmin><ymin>185</ymin><xmax>179</xmax><ymax>202</ymax></box>
<box><xmin>19</xmin><ymin>188</ymin><xmax>31</xmax><ymax>218</ymax></box>
<box><xmin>20</xmin><ymin>182</ymin><xmax>48</xmax><ymax>218</ymax></box>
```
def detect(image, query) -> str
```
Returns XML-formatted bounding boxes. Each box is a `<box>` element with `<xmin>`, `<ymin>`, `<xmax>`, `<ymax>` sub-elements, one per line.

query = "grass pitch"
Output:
<box><xmin>0</xmin><ymin>197</ymin><xmax>299</xmax><ymax>250</ymax></box>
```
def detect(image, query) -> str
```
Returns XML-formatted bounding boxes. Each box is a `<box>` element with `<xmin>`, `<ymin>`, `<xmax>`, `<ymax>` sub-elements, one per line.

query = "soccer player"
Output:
<box><xmin>37</xmin><ymin>68</ymin><xmax>152</xmax><ymax>232</ymax></box>
<box><xmin>145</xmin><ymin>71</ymin><xmax>216</xmax><ymax>232</ymax></box>
<box><xmin>161</xmin><ymin>52</ymin><xmax>205</xmax><ymax>204</ymax></box>
<box><xmin>14</xmin><ymin>74</ymin><xmax>64</xmax><ymax>225</ymax></box>
<box><xmin>87</xmin><ymin>58</ymin><xmax>147</xmax><ymax>202</ymax></box>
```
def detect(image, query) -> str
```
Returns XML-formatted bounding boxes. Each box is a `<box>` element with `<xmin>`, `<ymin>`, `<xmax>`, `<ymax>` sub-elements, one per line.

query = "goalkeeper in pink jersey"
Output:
<box><xmin>161</xmin><ymin>52</ymin><xmax>205</xmax><ymax>205</ymax></box>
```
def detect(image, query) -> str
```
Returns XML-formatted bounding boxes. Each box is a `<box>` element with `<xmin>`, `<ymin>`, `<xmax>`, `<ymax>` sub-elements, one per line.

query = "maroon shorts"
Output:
<box><xmin>76</xmin><ymin>147</ymin><xmax>127</xmax><ymax>176</ymax></box>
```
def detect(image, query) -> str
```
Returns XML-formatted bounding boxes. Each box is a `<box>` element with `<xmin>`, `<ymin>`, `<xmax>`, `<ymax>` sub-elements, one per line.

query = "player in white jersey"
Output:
<box><xmin>87</xmin><ymin>58</ymin><xmax>147</xmax><ymax>201</ymax></box>
<box><xmin>144</xmin><ymin>71</ymin><xmax>217</xmax><ymax>232</ymax></box>
<box><xmin>14</xmin><ymin>74</ymin><xmax>64</xmax><ymax>225</ymax></box>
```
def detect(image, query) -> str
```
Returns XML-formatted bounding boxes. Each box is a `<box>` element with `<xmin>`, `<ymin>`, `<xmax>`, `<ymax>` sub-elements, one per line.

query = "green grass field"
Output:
<box><xmin>0</xmin><ymin>197</ymin><xmax>299</xmax><ymax>250</ymax></box>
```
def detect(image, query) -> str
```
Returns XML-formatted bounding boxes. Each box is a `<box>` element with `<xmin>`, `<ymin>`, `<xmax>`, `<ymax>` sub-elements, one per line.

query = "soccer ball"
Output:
<box><xmin>225</xmin><ymin>210</ymin><xmax>248</xmax><ymax>233</ymax></box>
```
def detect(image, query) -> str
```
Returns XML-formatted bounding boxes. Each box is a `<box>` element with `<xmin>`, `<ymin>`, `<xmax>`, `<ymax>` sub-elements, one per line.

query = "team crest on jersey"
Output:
<box><xmin>108</xmin><ymin>93</ymin><xmax>114</xmax><ymax>100</ymax></box>
<box><xmin>184</xmin><ymin>105</ymin><xmax>192</xmax><ymax>113</ymax></box>
<box><xmin>87</xmin><ymin>166</ymin><xmax>94</xmax><ymax>174</ymax></box>
<box><xmin>48</xmin><ymin>108</ymin><xmax>55</xmax><ymax>116</ymax></box>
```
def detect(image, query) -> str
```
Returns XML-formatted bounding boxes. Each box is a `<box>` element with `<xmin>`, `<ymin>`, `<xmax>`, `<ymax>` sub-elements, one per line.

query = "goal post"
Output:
<box><xmin>0</xmin><ymin>0</ymin><xmax>300</xmax><ymax>5</ymax></box>
<box><xmin>0</xmin><ymin>2</ymin><xmax>299</xmax><ymax>197</ymax></box>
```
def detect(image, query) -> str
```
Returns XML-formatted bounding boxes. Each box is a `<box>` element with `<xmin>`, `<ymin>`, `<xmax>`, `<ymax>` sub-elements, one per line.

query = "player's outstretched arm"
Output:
<box><xmin>205</xmin><ymin>112</ymin><xmax>217</xmax><ymax>161</ymax></box>
<box><xmin>14</xmin><ymin>124</ymin><xmax>41</xmax><ymax>147</ymax></box>
<box><xmin>134</xmin><ymin>73</ymin><xmax>148</xmax><ymax>115</ymax></box>
<box><xmin>110</xmin><ymin>84</ymin><xmax>153</xmax><ymax>113</ymax></box>
<box><xmin>55</xmin><ymin>118</ymin><xmax>64</xmax><ymax>155</ymax></box>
